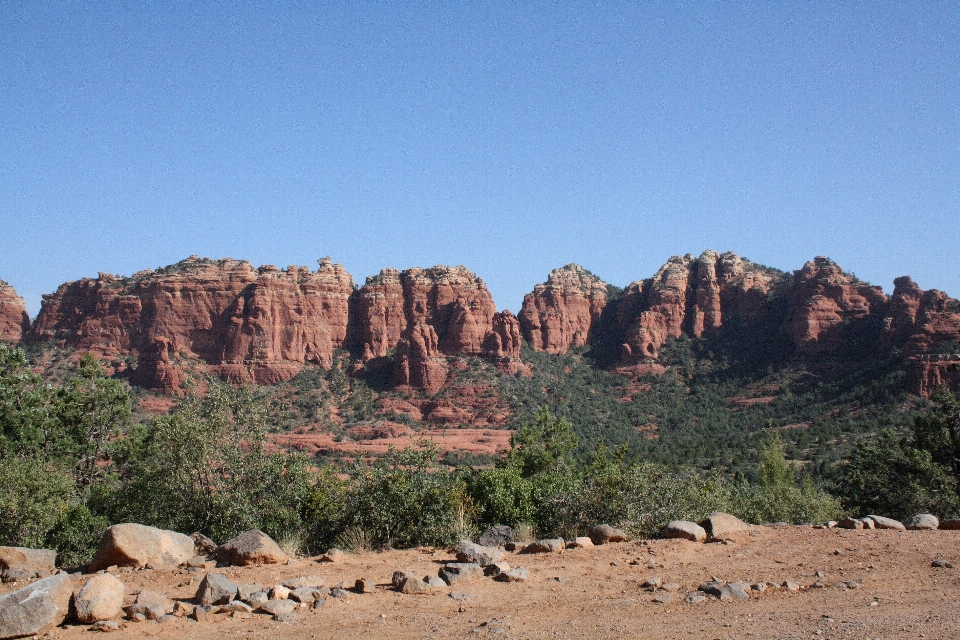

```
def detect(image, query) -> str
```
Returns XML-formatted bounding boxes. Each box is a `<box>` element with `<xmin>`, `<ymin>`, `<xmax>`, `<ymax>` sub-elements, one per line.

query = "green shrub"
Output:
<box><xmin>44</xmin><ymin>502</ymin><xmax>109</xmax><ymax>569</ymax></box>
<box><xmin>469</xmin><ymin>467</ymin><xmax>534</xmax><ymax>529</ymax></box>
<box><xmin>0</xmin><ymin>453</ymin><xmax>74</xmax><ymax>548</ymax></box>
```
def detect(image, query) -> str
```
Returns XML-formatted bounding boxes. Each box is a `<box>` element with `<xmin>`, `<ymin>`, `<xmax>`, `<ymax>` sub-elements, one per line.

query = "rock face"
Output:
<box><xmin>617</xmin><ymin>251</ymin><xmax>786</xmax><ymax>361</ymax></box>
<box><xmin>0</xmin><ymin>573</ymin><xmax>73</xmax><ymax>639</ymax></box>
<box><xmin>519</xmin><ymin>264</ymin><xmax>608</xmax><ymax>354</ymax></box>
<box><xmin>353</xmin><ymin>266</ymin><xmax>522</xmax><ymax>392</ymax></box>
<box><xmin>27</xmin><ymin>257</ymin><xmax>355</xmax><ymax>392</ymax></box>
<box><xmin>0</xmin><ymin>280</ymin><xmax>28</xmax><ymax>344</ymax></box>
<box><xmin>89</xmin><ymin>523</ymin><xmax>194</xmax><ymax>572</ymax></box>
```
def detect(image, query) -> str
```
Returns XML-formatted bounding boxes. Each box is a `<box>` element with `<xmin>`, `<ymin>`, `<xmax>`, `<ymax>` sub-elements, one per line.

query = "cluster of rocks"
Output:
<box><xmin>826</xmin><ymin>513</ymin><xmax>960</xmax><ymax>531</ymax></box>
<box><xmin>661</xmin><ymin>512</ymin><xmax>758</xmax><ymax>543</ymax></box>
<box><xmin>0</xmin><ymin>523</ymin><xmax>296</xmax><ymax>638</ymax></box>
<box><xmin>642</xmin><ymin>575</ymin><xmax>866</xmax><ymax>606</ymax></box>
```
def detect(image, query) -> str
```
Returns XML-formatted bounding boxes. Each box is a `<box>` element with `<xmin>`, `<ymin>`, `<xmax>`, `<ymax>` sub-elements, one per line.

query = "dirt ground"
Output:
<box><xmin>17</xmin><ymin>526</ymin><xmax>960</xmax><ymax>640</ymax></box>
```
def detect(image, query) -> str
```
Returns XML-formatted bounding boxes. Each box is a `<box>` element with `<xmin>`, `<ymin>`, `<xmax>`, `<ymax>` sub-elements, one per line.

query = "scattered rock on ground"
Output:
<box><xmin>478</xmin><ymin>526</ymin><xmax>515</xmax><ymax>548</ymax></box>
<box><xmin>90</xmin><ymin>620</ymin><xmax>121</xmax><ymax>632</ymax></box>
<box><xmin>590</xmin><ymin>524</ymin><xmax>628</xmax><ymax>545</ymax></box>
<box><xmin>89</xmin><ymin>523</ymin><xmax>194</xmax><ymax>572</ymax></box>
<box><xmin>484</xmin><ymin>562</ymin><xmax>511</xmax><ymax>577</ymax></box>
<box><xmin>392</xmin><ymin>571</ymin><xmax>416</xmax><ymax>590</ymax></box>
<box><xmin>932</xmin><ymin>559</ymin><xmax>953</xmax><ymax>568</ymax></box>
<box><xmin>237</xmin><ymin>583</ymin><xmax>262</xmax><ymax>601</ymax></box>
<box><xmin>355</xmin><ymin>578</ymin><xmax>376</xmax><ymax>593</ymax></box>
<box><xmin>269</xmin><ymin>585</ymin><xmax>291</xmax><ymax>600</ymax></box>
<box><xmin>866</xmin><ymin>515</ymin><xmax>906</xmax><ymax>530</ymax></box>
<box><xmin>258</xmin><ymin>599</ymin><xmax>297</xmax><ymax>616</ymax></box>
<box><xmin>75</xmin><ymin>572</ymin><xmax>125</xmax><ymax>623</ymax></box>
<box><xmin>494</xmin><ymin>567</ymin><xmax>529</xmax><ymax>583</ymax></box>
<box><xmin>318</xmin><ymin>548</ymin><xmax>344</xmax><ymax>563</ymax></box>
<box><xmin>718</xmin><ymin>583</ymin><xmax>751</xmax><ymax>601</ymax></box>
<box><xmin>684</xmin><ymin>593</ymin><xmax>707</xmax><ymax>604</ymax></box>
<box><xmin>907</xmin><ymin>514</ymin><xmax>940</xmax><ymax>530</ymax></box>
<box><xmin>216</xmin><ymin>529</ymin><xmax>288</xmax><ymax>566</ymax></box>
<box><xmin>455</xmin><ymin>540</ymin><xmax>504</xmax><ymax>566</ymax></box>
<box><xmin>519</xmin><ymin>539</ymin><xmax>564</xmax><ymax>554</ymax></box>
<box><xmin>567</xmin><ymin>537</ymin><xmax>594</xmax><ymax>549</ymax></box>
<box><xmin>400</xmin><ymin>577</ymin><xmax>434</xmax><ymax>595</ymax></box>
<box><xmin>126</xmin><ymin>590</ymin><xmax>174</xmax><ymax>621</ymax></box>
<box><xmin>439</xmin><ymin>563</ymin><xmax>484</xmax><ymax>585</ymax></box>
<box><xmin>0</xmin><ymin>573</ymin><xmax>73</xmax><ymax>639</ymax></box>
<box><xmin>838</xmin><ymin>517</ymin><xmax>864</xmax><ymax>530</ymax></box>
<box><xmin>652</xmin><ymin>593</ymin><xmax>672</xmax><ymax>604</ymax></box>
<box><xmin>662</xmin><ymin>521</ymin><xmax>707</xmax><ymax>543</ymax></box>
<box><xmin>196</xmin><ymin>573</ymin><xmax>238</xmax><ymax>605</ymax></box>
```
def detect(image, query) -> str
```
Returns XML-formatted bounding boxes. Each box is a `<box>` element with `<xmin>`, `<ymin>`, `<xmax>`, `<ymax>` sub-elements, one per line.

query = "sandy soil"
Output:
<box><xmin>16</xmin><ymin>526</ymin><xmax>960</xmax><ymax>640</ymax></box>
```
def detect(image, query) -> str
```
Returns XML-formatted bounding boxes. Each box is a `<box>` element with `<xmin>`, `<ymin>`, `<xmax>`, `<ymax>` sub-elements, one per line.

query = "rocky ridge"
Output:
<box><xmin>3</xmin><ymin>251</ymin><xmax>958</xmax><ymax>396</ymax></box>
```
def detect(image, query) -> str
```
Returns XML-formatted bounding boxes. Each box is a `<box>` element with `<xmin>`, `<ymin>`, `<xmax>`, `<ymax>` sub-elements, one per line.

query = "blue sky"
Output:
<box><xmin>1</xmin><ymin>2</ymin><xmax>958</xmax><ymax>317</ymax></box>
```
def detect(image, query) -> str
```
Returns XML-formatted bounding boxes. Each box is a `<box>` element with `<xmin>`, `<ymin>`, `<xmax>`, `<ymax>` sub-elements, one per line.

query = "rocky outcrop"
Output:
<box><xmin>617</xmin><ymin>251</ymin><xmax>785</xmax><ymax>360</ymax></box>
<box><xmin>785</xmin><ymin>257</ymin><xmax>888</xmax><ymax>354</ymax></box>
<box><xmin>520</xmin><ymin>264</ymin><xmax>609</xmax><ymax>354</ymax></box>
<box><xmin>0</xmin><ymin>280</ymin><xmax>28</xmax><ymax>343</ymax></box>
<box><xmin>354</xmin><ymin>265</ymin><xmax>523</xmax><ymax>390</ymax></box>
<box><xmin>27</xmin><ymin>256</ymin><xmax>354</xmax><ymax>392</ymax></box>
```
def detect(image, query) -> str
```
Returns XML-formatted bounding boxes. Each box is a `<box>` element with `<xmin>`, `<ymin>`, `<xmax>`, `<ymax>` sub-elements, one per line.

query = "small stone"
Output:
<box><xmin>186</xmin><ymin>556</ymin><xmax>207</xmax><ymax>569</ymax></box>
<box><xmin>129</xmin><ymin>612</ymin><xmax>147</xmax><ymax>623</ymax></box>
<box><xmin>700</xmin><ymin>512</ymin><xmax>753</xmax><ymax>539</ymax></box>
<box><xmin>493</xmin><ymin>567</ymin><xmax>529</xmax><ymax>582</ymax></box>
<box><xmin>449</xmin><ymin>591</ymin><xmax>472</xmax><ymax>602</ymax></box>
<box><xmin>196</xmin><ymin>573</ymin><xmax>238</xmax><ymax>606</ymax></box>
<box><xmin>173</xmin><ymin>601</ymin><xmax>194</xmax><ymax>617</ymax></box>
<box><xmin>330</xmin><ymin>588</ymin><xmax>349</xmax><ymax>598</ymax></box>
<box><xmin>355</xmin><ymin>578</ymin><xmax>376</xmax><ymax>593</ymax></box>
<box><xmin>783</xmin><ymin>581</ymin><xmax>800</xmax><ymax>592</ymax></box>
<box><xmin>652</xmin><ymin>593</ymin><xmax>672</xmax><ymax>604</ymax></box>
<box><xmin>641</xmin><ymin>577</ymin><xmax>662</xmax><ymax>590</ymax></box>
<box><xmin>219</xmin><ymin>600</ymin><xmax>253</xmax><ymax>614</ymax></box>
<box><xmin>567</xmin><ymin>537</ymin><xmax>594</xmax><ymax>549</ymax></box>
<box><xmin>190</xmin><ymin>606</ymin><xmax>209</xmax><ymax>622</ymax></box>
<box><xmin>317</xmin><ymin>548</ymin><xmax>344</xmax><ymax>563</ymax></box>
<box><xmin>717</xmin><ymin>583</ymin><xmax>751</xmax><ymax>601</ymax></box>
<box><xmin>698</xmin><ymin>581</ymin><xmax>723</xmax><ymax>596</ymax></box>
<box><xmin>484</xmin><ymin>562</ymin><xmax>511</xmax><ymax>577</ymax></box>
<box><xmin>289</xmin><ymin>587</ymin><xmax>318</xmax><ymax>604</ymax></box>
<box><xmin>90</xmin><ymin>620</ymin><xmax>121</xmax><ymax>632</ymax></box>
<box><xmin>456</xmin><ymin>540</ymin><xmax>504</xmax><ymax>567</ymax></box>
<box><xmin>752</xmin><ymin>582</ymin><xmax>766</xmax><ymax>593</ymax></box>
<box><xmin>392</xmin><ymin>571</ymin><xmax>416</xmax><ymax>589</ymax></box>
<box><xmin>811</xmin><ymin>581</ymin><xmax>826</xmax><ymax>589</ymax></box>
<box><xmin>311</xmin><ymin>597</ymin><xmax>327</xmax><ymax>609</ymax></box>
<box><xmin>237</xmin><ymin>583</ymin><xmax>263</xmax><ymax>600</ymax></box>
<box><xmin>439</xmin><ymin>563</ymin><xmax>484</xmax><ymax>585</ymax></box>
<box><xmin>273</xmin><ymin>611</ymin><xmax>298</xmax><ymax>623</ymax></box>
<box><xmin>519</xmin><ymin>539</ymin><xmax>564</xmax><ymax>554</ymax></box>
<box><xmin>258</xmin><ymin>599</ymin><xmax>297</xmax><ymax>616</ymax></box>
<box><xmin>684</xmin><ymin>594</ymin><xmax>707</xmax><ymax>604</ymax></box>
<box><xmin>426</xmin><ymin>576</ymin><xmax>446</xmax><ymax>588</ymax></box>
<box><xmin>245</xmin><ymin>591</ymin><xmax>268</xmax><ymax>607</ymax></box>
<box><xmin>661</xmin><ymin>582</ymin><xmax>681</xmax><ymax>592</ymax></box>
<box><xmin>932</xmin><ymin>559</ymin><xmax>953</xmax><ymax>568</ymax></box>
<box><xmin>400</xmin><ymin>577</ymin><xmax>434</xmax><ymax>595</ymax></box>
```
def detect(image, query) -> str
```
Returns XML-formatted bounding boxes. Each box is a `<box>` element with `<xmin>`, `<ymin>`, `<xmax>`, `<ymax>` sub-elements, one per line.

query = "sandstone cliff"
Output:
<box><xmin>27</xmin><ymin>256</ymin><xmax>354</xmax><ymax>392</ymax></box>
<box><xmin>519</xmin><ymin>264</ymin><xmax>609</xmax><ymax>354</ymax></box>
<box><xmin>0</xmin><ymin>279</ymin><xmax>29</xmax><ymax>343</ymax></box>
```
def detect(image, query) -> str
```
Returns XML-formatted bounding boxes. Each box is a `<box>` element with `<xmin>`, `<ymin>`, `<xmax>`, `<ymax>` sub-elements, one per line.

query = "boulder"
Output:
<box><xmin>865</xmin><ymin>515</ymin><xmax>906</xmax><ymax>531</ymax></box>
<box><xmin>0</xmin><ymin>573</ymin><xmax>73</xmax><ymax>639</ymax></box>
<box><xmin>906</xmin><ymin>514</ymin><xmax>940</xmax><ymax>530</ymax></box>
<box><xmin>662</xmin><ymin>521</ymin><xmax>707</xmax><ymax>543</ymax></box>
<box><xmin>89</xmin><ymin>523</ymin><xmax>194</xmax><ymax>572</ymax></box>
<box><xmin>455</xmin><ymin>540</ymin><xmax>504</xmax><ymax>567</ymax></box>
<box><xmin>196</xmin><ymin>573</ymin><xmax>238</xmax><ymax>605</ymax></box>
<box><xmin>939</xmin><ymin>519</ymin><xmax>960</xmax><ymax>530</ymax></box>
<box><xmin>589</xmin><ymin>524</ymin><xmax>628</xmax><ymax>545</ymax></box>
<box><xmin>837</xmin><ymin>517</ymin><xmax>864</xmax><ymax>530</ymax></box>
<box><xmin>216</xmin><ymin>529</ymin><xmax>288</xmax><ymax>566</ymax></box>
<box><xmin>190</xmin><ymin>532</ymin><xmax>218</xmax><ymax>556</ymax></box>
<box><xmin>439</xmin><ymin>563</ymin><xmax>483</xmax><ymax>586</ymax></box>
<box><xmin>0</xmin><ymin>547</ymin><xmax>57</xmax><ymax>576</ymax></box>
<box><xmin>75</xmin><ymin>573</ymin><xmax>125</xmax><ymax>623</ymax></box>
<box><xmin>700</xmin><ymin>513</ymin><xmax>753</xmax><ymax>538</ymax></box>
<box><xmin>519</xmin><ymin>539</ymin><xmax>564</xmax><ymax>554</ymax></box>
<box><xmin>478</xmin><ymin>526</ymin><xmax>515</xmax><ymax>548</ymax></box>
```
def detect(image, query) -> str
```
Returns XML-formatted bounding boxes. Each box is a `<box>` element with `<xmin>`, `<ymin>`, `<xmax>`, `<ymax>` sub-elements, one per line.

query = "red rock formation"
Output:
<box><xmin>28</xmin><ymin>256</ymin><xmax>354</xmax><ymax>392</ymax></box>
<box><xmin>786</xmin><ymin>257</ymin><xmax>888</xmax><ymax>354</ymax></box>
<box><xmin>0</xmin><ymin>279</ymin><xmax>29</xmax><ymax>343</ymax></box>
<box><xmin>617</xmin><ymin>251</ymin><xmax>784</xmax><ymax>360</ymax></box>
<box><xmin>351</xmin><ymin>265</ymin><xmax>522</xmax><ymax>389</ymax></box>
<box><xmin>909</xmin><ymin>355</ymin><xmax>960</xmax><ymax>397</ymax></box>
<box><xmin>519</xmin><ymin>264</ymin><xmax>608</xmax><ymax>354</ymax></box>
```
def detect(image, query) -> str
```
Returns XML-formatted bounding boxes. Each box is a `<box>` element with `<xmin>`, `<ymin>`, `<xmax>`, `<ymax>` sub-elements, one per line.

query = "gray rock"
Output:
<box><xmin>392</xmin><ymin>571</ymin><xmax>416</xmax><ymax>590</ymax></box>
<box><xmin>662</xmin><ymin>521</ymin><xmax>707</xmax><ymax>543</ymax></box>
<box><xmin>698</xmin><ymin>581</ymin><xmax>723</xmax><ymax>596</ymax></box>
<box><xmin>219</xmin><ymin>601</ymin><xmax>253</xmax><ymax>613</ymax></box>
<box><xmin>196</xmin><ymin>573</ymin><xmax>238</xmax><ymax>605</ymax></box>
<box><xmin>484</xmin><ymin>562</ymin><xmax>511</xmax><ymax>577</ymax></box>
<box><xmin>281</xmin><ymin>575</ymin><xmax>324</xmax><ymax>589</ymax></box>
<box><xmin>90</xmin><ymin>620</ymin><xmax>121</xmax><ymax>632</ymax></box>
<box><xmin>519</xmin><ymin>539</ymin><xmax>564</xmax><ymax>554</ymax></box>
<box><xmin>589</xmin><ymin>524</ymin><xmax>628</xmax><ymax>545</ymax></box>
<box><xmin>907</xmin><ymin>514</ymin><xmax>940</xmax><ymax>530</ymax></box>
<box><xmin>661</xmin><ymin>582</ymin><xmax>681</xmax><ymax>592</ymax></box>
<box><xmin>289</xmin><ymin>587</ymin><xmax>318</xmax><ymax>604</ymax></box>
<box><xmin>311</xmin><ymin>597</ymin><xmax>326</xmax><ymax>609</ymax></box>
<box><xmin>273</xmin><ymin>611</ymin><xmax>298</xmax><ymax>623</ymax></box>
<box><xmin>455</xmin><ymin>540</ymin><xmax>504</xmax><ymax>566</ymax></box>
<box><xmin>783</xmin><ymin>581</ymin><xmax>800</xmax><ymax>592</ymax></box>
<box><xmin>837</xmin><ymin>517</ymin><xmax>864</xmax><ymax>530</ymax></box>
<box><xmin>330</xmin><ymin>588</ymin><xmax>349</xmax><ymax>598</ymax></box>
<box><xmin>865</xmin><ymin>515</ymin><xmax>906</xmax><ymax>531</ymax></box>
<box><xmin>641</xmin><ymin>577</ymin><xmax>662</xmax><ymax>590</ymax></box>
<box><xmin>684</xmin><ymin>593</ymin><xmax>707</xmax><ymax>604</ymax></box>
<box><xmin>90</xmin><ymin>523</ymin><xmax>194</xmax><ymax>572</ymax></box>
<box><xmin>426</xmin><ymin>576</ymin><xmax>446</xmax><ymax>588</ymax></box>
<box><xmin>439</xmin><ymin>563</ymin><xmax>484</xmax><ymax>586</ymax></box>
<box><xmin>0</xmin><ymin>573</ymin><xmax>73</xmax><ymax>639</ymax></box>
<box><xmin>244</xmin><ymin>591</ymin><xmax>268</xmax><ymax>608</ymax></box>
<box><xmin>567</xmin><ymin>537</ymin><xmax>594</xmax><ymax>549</ymax></box>
<box><xmin>718</xmin><ymin>583</ymin><xmax>751</xmax><ymax>601</ymax></box>
<box><xmin>493</xmin><ymin>567</ymin><xmax>529</xmax><ymax>582</ymax></box>
<box><xmin>0</xmin><ymin>547</ymin><xmax>57</xmax><ymax>576</ymax></box>
<box><xmin>258</xmin><ymin>599</ymin><xmax>296</xmax><ymax>616</ymax></box>
<box><xmin>75</xmin><ymin>573</ymin><xmax>125</xmax><ymax>623</ymax></box>
<box><xmin>400</xmin><ymin>577</ymin><xmax>434</xmax><ymax>595</ymax></box>
<box><xmin>237</xmin><ymin>583</ymin><xmax>262</xmax><ymax>600</ymax></box>
<box><xmin>652</xmin><ymin>593</ymin><xmax>672</xmax><ymax>604</ymax></box>
<box><xmin>216</xmin><ymin>529</ymin><xmax>288</xmax><ymax>566</ymax></box>
<box><xmin>932</xmin><ymin>559</ymin><xmax>953</xmax><ymax>568</ymax></box>
<box><xmin>478</xmin><ymin>525</ymin><xmax>514</xmax><ymax>548</ymax></box>
<box><xmin>859</xmin><ymin>517</ymin><xmax>876</xmax><ymax>529</ymax></box>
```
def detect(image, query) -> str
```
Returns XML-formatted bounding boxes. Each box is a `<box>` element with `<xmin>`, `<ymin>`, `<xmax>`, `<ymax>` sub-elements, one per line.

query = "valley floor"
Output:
<box><xmin>23</xmin><ymin>526</ymin><xmax>960</xmax><ymax>639</ymax></box>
